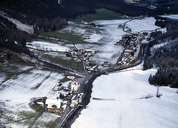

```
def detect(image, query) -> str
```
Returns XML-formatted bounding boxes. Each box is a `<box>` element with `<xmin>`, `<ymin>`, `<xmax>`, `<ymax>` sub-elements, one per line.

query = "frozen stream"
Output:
<box><xmin>72</xmin><ymin>67</ymin><xmax>178</xmax><ymax>128</ymax></box>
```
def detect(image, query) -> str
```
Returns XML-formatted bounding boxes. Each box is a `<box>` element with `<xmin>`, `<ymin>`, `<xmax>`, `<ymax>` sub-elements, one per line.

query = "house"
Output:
<box><xmin>67</xmin><ymin>76</ymin><xmax>75</xmax><ymax>80</ymax></box>
<box><xmin>30</xmin><ymin>97</ymin><xmax>47</xmax><ymax>111</ymax></box>
<box><xmin>69</xmin><ymin>79</ymin><xmax>80</xmax><ymax>92</ymax></box>
<box><xmin>59</xmin><ymin>90</ymin><xmax>70</xmax><ymax>99</ymax></box>
<box><xmin>70</xmin><ymin>93</ymin><xmax>84</xmax><ymax>108</ymax></box>
<box><xmin>46</xmin><ymin>98</ymin><xmax>67</xmax><ymax>115</ymax></box>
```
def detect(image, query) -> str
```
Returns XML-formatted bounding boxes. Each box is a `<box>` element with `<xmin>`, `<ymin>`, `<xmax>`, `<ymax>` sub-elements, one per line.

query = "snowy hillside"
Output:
<box><xmin>72</xmin><ymin>67</ymin><xmax>178</xmax><ymax>128</ymax></box>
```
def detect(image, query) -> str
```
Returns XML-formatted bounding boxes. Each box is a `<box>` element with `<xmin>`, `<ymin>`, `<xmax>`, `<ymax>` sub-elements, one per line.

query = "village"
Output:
<box><xmin>116</xmin><ymin>32</ymin><xmax>147</xmax><ymax>66</ymax></box>
<box><xmin>30</xmin><ymin>75</ymin><xmax>83</xmax><ymax>116</ymax></box>
<box><xmin>24</xmin><ymin>16</ymin><xmax>177</xmax><ymax>128</ymax></box>
<box><xmin>1</xmin><ymin>15</ymin><xmax>177</xmax><ymax>128</ymax></box>
<box><xmin>29</xmin><ymin>29</ymin><xmax>149</xmax><ymax>127</ymax></box>
<box><xmin>27</xmin><ymin>18</ymin><xmax>156</xmax><ymax>127</ymax></box>
<box><xmin>65</xmin><ymin>44</ymin><xmax>98</xmax><ymax>73</ymax></box>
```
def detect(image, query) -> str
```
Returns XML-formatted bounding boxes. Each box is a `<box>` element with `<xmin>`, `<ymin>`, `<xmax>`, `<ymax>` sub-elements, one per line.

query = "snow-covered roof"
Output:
<box><xmin>46</xmin><ymin>98</ymin><xmax>62</xmax><ymax>108</ymax></box>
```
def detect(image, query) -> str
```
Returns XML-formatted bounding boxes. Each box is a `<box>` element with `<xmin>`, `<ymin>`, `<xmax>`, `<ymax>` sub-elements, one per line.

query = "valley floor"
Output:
<box><xmin>0</xmin><ymin>14</ymin><xmax>178</xmax><ymax>128</ymax></box>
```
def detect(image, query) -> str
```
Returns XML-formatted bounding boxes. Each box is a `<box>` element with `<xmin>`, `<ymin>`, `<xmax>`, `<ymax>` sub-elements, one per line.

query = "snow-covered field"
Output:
<box><xmin>63</xmin><ymin>17</ymin><xmax>160</xmax><ymax>64</ymax></box>
<box><xmin>93</xmin><ymin>17</ymin><xmax>159</xmax><ymax>63</ymax></box>
<box><xmin>72</xmin><ymin>68</ymin><xmax>178</xmax><ymax>128</ymax></box>
<box><xmin>0</xmin><ymin>70</ymin><xmax>63</xmax><ymax>106</ymax></box>
<box><xmin>127</xmin><ymin>17</ymin><xmax>159</xmax><ymax>32</ymax></box>
<box><xmin>0</xmin><ymin>69</ymin><xmax>64</xmax><ymax>127</ymax></box>
<box><xmin>27</xmin><ymin>41</ymin><xmax>69</xmax><ymax>52</ymax></box>
<box><xmin>54</xmin><ymin>20</ymin><xmax>125</xmax><ymax>64</ymax></box>
<box><xmin>94</xmin><ymin>17</ymin><xmax>159</xmax><ymax>32</ymax></box>
<box><xmin>84</xmin><ymin>33</ymin><xmax>103</xmax><ymax>43</ymax></box>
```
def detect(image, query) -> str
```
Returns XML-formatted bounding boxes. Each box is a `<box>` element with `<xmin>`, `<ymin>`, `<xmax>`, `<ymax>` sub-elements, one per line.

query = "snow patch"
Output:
<box><xmin>62</xmin><ymin>26</ymin><xmax>86</xmax><ymax>35</ymax></box>
<box><xmin>127</xmin><ymin>17</ymin><xmax>159</xmax><ymax>32</ymax></box>
<box><xmin>84</xmin><ymin>33</ymin><xmax>103</xmax><ymax>43</ymax></box>
<box><xmin>27</xmin><ymin>41</ymin><xmax>69</xmax><ymax>52</ymax></box>
<box><xmin>94</xmin><ymin>19</ymin><xmax>128</xmax><ymax>25</ymax></box>
<box><xmin>0</xmin><ymin>11</ymin><xmax>34</xmax><ymax>34</ymax></box>
<box><xmin>152</xmin><ymin>42</ymin><xmax>169</xmax><ymax>50</ymax></box>
<box><xmin>161</xmin><ymin>15</ymin><xmax>178</xmax><ymax>20</ymax></box>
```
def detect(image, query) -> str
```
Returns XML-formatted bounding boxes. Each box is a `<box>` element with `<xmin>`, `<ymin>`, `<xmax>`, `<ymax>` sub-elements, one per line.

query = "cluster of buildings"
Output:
<box><xmin>117</xmin><ymin>33</ymin><xmax>146</xmax><ymax>65</ymax></box>
<box><xmin>66</xmin><ymin>46</ymin><xmax>98</xmax><ymax>72</ymax></box>
<box><xmin>30</xmin><ymin>76</ymin><xmax>83</xmax><ymax>115</ymax></box>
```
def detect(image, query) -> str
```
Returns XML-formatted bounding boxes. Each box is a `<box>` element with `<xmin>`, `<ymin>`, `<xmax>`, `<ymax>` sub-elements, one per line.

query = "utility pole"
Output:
<box><xmin>156</xmin><ymin>85</ymin><xmax>161</xmax><ymax>98</ymax></box>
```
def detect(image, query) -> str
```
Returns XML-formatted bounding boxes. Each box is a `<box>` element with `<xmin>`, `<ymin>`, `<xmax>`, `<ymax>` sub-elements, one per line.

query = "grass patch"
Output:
<box><xmin>40</xmin><ymin>31</ymin><xmax>87</xmax><ymax>44</ymax></box>
<box><xmin>31</xmin><ymin>104</ymin><xmax>44</xmax><ymax>113</ymax></box>
<box><xmin>18</xmin><ymin>111</ymin><xmax>38</xmax><ymax>122</ymax></box>
<box><xmin>0</xmin><ymin>64</ymin><xmax>18</xmax><ymax>79</ymax></box>
<box><xmin>42</xmin><ymin>54</ymin><xmax>84</xmax><ymax>72</ymax></box>
<box><xmin>1</xmin><ymin>111</ymin><xmax>39</xmax><ymax>127</ymax></box>
<box><xmin>0</xmin><ymin>64</ymin><xmax>3</xmax><ymax>71</ymax></box>
<box><xmin>0</xmin><ymin>50</ymin><xmax>34</xmax><ymax>81</ymax></box>
<box><xmin>47</xmin><ymin>121</ymin><xmax>58</xmax><ymax>128</ymax></box>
